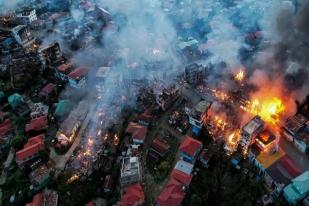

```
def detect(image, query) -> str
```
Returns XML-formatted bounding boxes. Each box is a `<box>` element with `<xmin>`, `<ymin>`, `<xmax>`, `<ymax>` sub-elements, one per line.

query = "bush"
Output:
<box><xmin>39</xmin><ymin>149</ymin><xmax>50</xmax><ymax>163</ymax></box>
<box><xmin>11</xmin><ymin>135</ymin><xmax>25</xmax><ymax>150</ymax></box>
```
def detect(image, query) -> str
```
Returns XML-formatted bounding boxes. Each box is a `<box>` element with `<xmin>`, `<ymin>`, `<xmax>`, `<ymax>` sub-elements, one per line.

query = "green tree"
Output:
<box><xmin>188</xmin><ymin>194</ymin><xmax>203</xmax><ymax>206</ymax></box>
<box><xmin>38</xmin><ymin>149</ymin><xmax>50</xmax><ymax>163</ymax></box>
<box><xmin>158</xmin><ymin>161</ymin><xmax>170</xmax><ymax>177</ymax></box>
<box><xmin>13</xmin><ymin>116</ymin><xmax>27</xmax><ymax>135</ymax></box>
<box><xmin>11</xmin><ymin>135</ymin><xmax>25</xmax><ymax>150</ymax></box>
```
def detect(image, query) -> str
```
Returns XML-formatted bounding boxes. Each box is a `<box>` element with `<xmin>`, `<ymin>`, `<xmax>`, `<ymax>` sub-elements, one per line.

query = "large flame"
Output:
<box><xmin>243</xmin><ymin>97</ymin><xmax>285</xmax><ymax>124</ymax></box>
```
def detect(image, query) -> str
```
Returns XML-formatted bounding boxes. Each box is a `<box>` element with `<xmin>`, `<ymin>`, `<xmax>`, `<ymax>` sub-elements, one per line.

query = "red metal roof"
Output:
<box><xmin>58</xmin><ymin>63</ymin><xmax>74</xmax><ymax>73</ymax></box>
<box><xmin>85</xmin><ymin>202</ymin><xmax>95</xmax><ymax>206</ymax></box>
<box><xmin>137</xmin><ymin>110</ymin><xmax>153</xmax><ymax>122</ymax></box>
<box><xmin>151</xmin><ymin>137</ymin><xmax>170</xmax><ymax>156</ymax></box>
<box><xmin>179</xmin><ymin>136</ymin><xmax>202</xmax><ymax>157</ymax></box>
<box><xmin>26</xmin><ymin>193</ymin><xmax>43</xmax><ymax>206</ymax></box>
<box><xmin>68</xmin><ymin>67</ymin><xmax>88</xmax><ymax>80</ymax></box>
<box><xmin>171</xmin><ymin>169</ymin><xmax>192</xmax><ymax>185</ymax></box>
<box><xmin>26</xmin><ymin>115</ymin><xmax>47</xmax><ymax>133</ymax></box>
<box><xmin>156</xmin><ymin>178</ymin><xmax>186</xmax><ymax>206</ymax></box>
<box><xmin>16</xmin><ymin>134</ymin><xmax>45</xmax><ymax>161</ymax></box>
<box><xmin>0</xmin><ymin>118</ymin><xmax>12</xmax><ymax>137</ymax></box>
<box><xmin>40</xmin><ymin>83</ymin><xmax>55</xmax><ymax>96</ymax></box>
<box><xmin>126</xmin><ymin>122</ymin><xmax>147</xmax><ymax>141</ymax></box>
<box><xmin>118</xmin><ymin>183</ymin><xmax>144</xmax><ymax>206</ymax></box>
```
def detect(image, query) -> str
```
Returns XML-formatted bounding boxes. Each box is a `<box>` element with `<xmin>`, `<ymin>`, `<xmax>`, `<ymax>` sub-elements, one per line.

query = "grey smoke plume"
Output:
<box><xmin>0</xmin><ymin>0</ymin><xmax>21</xmax><ymax>9</ymax></box>
<box><xmin>253</xmin><ymin>0</ymin><xmax>309</xmax><ymax>101</ymax></box>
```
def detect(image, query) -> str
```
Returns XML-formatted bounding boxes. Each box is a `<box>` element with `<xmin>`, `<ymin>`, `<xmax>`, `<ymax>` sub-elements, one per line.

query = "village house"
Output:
<box><xmin>179</xmin><ymin>135</ymin><xmax>202</xmax><ymax>164</ymax></box>
<box><xmin>136</xmin><ymin>110</ymin><xmax>153</xmax><ymax>126</ymax></box>
<box><xmin>38</xmin><ymin>42</ymin><xmax>63</xmax><ymax>69</ymax></box>
<box><xmin>148</xmin><ymin>137</ymin><xmax>170</xmax><ymax>163</ymax></box>
<box><xmin>117</xmin><ymin>183</ymin><xmax>145</xmax><ymax>206</ymax></box>
<box><xmin>67</xmin><ymin>67</ymin><xmax>89</xmax><ymax>88</ymax></box>
<box><xmin>39</xmin><ymin>83</ymin><xmax>56</xmax><ymax>98</ymax></box>
<box><xmin>120</xmin><ymin>156</ymin><xmax>141</xmax><ymax>187</ymax></box>
<box><xmin>25</xmin><ymin>115</ymin><xmax>48</xmax><ymax>135</ymax></box>
<box><xmin>283</xmin><ymin>171</ymin><xmax>309</xmax><ymax>205</ymax></box>
<box><xmin>15</xmin><ymin>134</ymin><xmax>45</xmax><ymax>167</ymax></box>
<box><xmin>0</xmin><ymin>24</ymin><xmax>36</xmax><ymax>48</ymax></box>
<box><xmin>156</xmin><ymin>178</ymin><xmax>186</xmax><ymax>206</ymax></box>
<box><xmin>282</xmin><ymin>114</ymin><xmax>307</xmax><ymax>142</ymax></box>
<box><xmin>126</xmin><ymin>122</ymin><xmax>148</xmax><ymax>145</ymax></box>
<box><xmin>30</xmin><ymin>103</ymin><xmax>49</xmax><ymax>119</ymax></box>
<box><xmin>170</xmin><ymin>160</ymin><xmax>193</xmax><ymax>186</ymax></box>
<box><xmin>239</xmin><ymin>115</ymin><xmax>265</xmax><ymax>155</ymax></box>
<box><xmin>184</xmin><ymin>63</ymin><xmax>206</xmax><ymax>86</ymax></box>
<box><xmin>185</xmin><ymin>100</ymin><xmax>211</xmax><ymax>135</ymax></box>
<box><xmin>56</xmin><ymin>63</ymin><xmax>74</xmax><ymax>81</ymax></box>
<box><xmin>16</xmin><ymin>8</ymin><xmax>38</xmax><ymax>25</ymax></box>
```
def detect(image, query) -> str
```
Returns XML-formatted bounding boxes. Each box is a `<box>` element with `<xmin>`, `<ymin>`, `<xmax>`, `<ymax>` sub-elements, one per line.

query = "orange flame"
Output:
<box><xmin>234</xmin><ymin>69</ymin><xmax>245</xmax><ymax>82</ymax></box>
<box><xmin>243</xmin><ymin>97</ymin><xmax>285</xmax><ymax>124</ymax></box>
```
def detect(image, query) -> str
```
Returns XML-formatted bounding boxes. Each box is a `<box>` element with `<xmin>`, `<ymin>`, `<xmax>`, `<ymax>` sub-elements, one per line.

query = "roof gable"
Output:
<box><xmin>179</xmin><ymin>136</ymin><xmax>202</xmax><ymax>157</ymax></box>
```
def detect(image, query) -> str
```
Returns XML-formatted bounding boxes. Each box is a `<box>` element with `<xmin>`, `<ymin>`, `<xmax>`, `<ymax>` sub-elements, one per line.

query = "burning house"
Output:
<box><xmin>55</xmin><ymin>100</ymin><xmax>89</xmax><ymax>147</ymax></box>
<box><xmin>185</xmin><ymin>99</ymin><xmax>211</xmax><ymax>135</ymax></box>
<box><xmin>120</xmin><ymin>156</ymin><xmax>141</xmax><ymax>187</ymax></box>
<box><xmin>254</xmin><ymin>129</ymin><xmax>277</xmax><ymax>153</ymax></box>
<box><xmin>238</xmin><ymin>116</ymin><xmax>265</xmax><ymax>155</ymax></box>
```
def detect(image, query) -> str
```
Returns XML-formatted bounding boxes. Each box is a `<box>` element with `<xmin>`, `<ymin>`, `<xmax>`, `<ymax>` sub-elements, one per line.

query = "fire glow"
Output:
<box><xmin>242</xmin><ymin>97</ymin><xmax>285</xmax><ymax>124</ymax></box>
<box><xmin>225</xmin><ymin>130</ymin><xmax>241</xmax><ymax>155</ymax></box>
<box><xmin>234</xmin><ymin>69</ymin><xmax>245</xmax><ymax>82</ymax></box>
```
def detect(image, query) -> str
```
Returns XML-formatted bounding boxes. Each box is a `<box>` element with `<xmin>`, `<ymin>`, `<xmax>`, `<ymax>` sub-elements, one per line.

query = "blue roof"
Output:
<box><xmin>231</xmin><ymin>159</ymin><xmax>239</xmax><ymax>166</ymax></box>
<box><xmin>283</xmin><ymin>171</ymin><xmax>309</xmax><ymax>204</ymax></box>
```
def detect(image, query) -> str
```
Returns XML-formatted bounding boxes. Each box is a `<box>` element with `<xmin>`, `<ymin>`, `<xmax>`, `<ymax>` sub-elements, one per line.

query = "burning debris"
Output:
<box><xmin>234</xmin><ymin>69</ymin><xmax>245</xmax><ymax>82</ymax></box>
